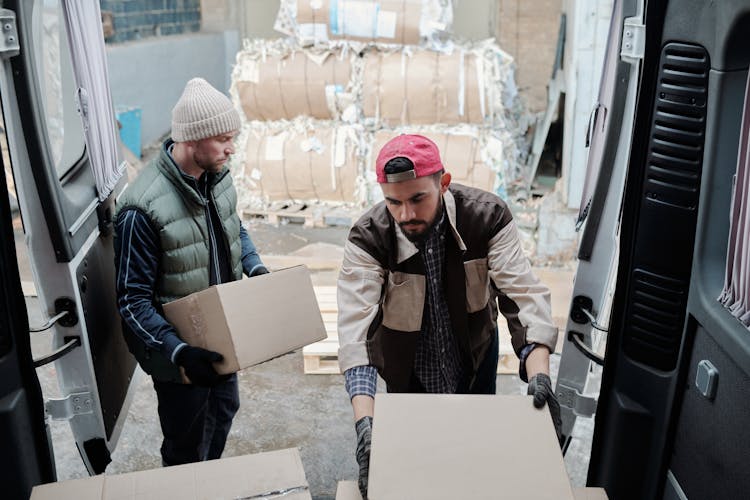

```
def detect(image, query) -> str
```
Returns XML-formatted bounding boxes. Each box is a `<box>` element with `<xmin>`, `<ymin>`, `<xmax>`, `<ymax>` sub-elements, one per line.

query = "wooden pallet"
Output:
<box><xmin>244</xmin><ymin>202</ymin><xmax>316</xmax><ymax>227</ymax></box>
<box><xmin>244</xmin><ymin>203</ymin><xmax>362</xmax><ymax>229</ymax></box>
<box><xmin>304</xmin><ymin>286</ymin><xmax>521</xmax><ymax>376</ymax></box>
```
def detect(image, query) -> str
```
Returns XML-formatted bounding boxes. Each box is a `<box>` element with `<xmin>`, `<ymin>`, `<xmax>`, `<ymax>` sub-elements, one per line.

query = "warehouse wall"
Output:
<box><xmin>101</xmin><ymin>0</ymin><xmax>239</xmax><ymax>150</ymax></box>
<box><xmin>496</xmin><ymin>0</ymin><xmax>563</xmax><ymax>112</ymax></box>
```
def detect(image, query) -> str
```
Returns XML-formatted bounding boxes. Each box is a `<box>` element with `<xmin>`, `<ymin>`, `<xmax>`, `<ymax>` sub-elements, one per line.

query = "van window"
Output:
<box><xmin>719</xmin><ymin>71</ymin><xmax>750</xmax><ymax>328</ymax></box>
<box><xmin>32</xmin><ymin>0</ymin><xmax>85</xmax><ymax>179</ymax></box>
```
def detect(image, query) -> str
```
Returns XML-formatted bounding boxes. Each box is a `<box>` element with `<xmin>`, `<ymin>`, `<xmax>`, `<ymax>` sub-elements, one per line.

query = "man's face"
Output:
<box><xmin>190</xmin><ymin>131</ymin><xmax>237</xmax><ymax>174</ymax></box>
<box><xmin>380</xmin><ymin>172</ymin><xmax>451</xmax><ymax>242</ymax></box>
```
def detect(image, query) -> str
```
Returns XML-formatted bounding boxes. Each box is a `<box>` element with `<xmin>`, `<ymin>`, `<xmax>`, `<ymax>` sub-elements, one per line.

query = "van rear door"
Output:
<box><xmin>0</xmin><ymin>0</ymin><xmax>137</xmax><ymax>489</ymax></box>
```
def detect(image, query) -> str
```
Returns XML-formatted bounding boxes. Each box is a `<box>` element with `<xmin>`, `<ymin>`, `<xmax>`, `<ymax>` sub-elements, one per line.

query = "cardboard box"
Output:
<box><xmin>336</xmin><ymin>481</ymin><xmax>363</xmax><ymax>500</ymax></box>
<box><xmin>163</xmin><ymin>266</ymin><xmax>327</xmax><ymax>376</ymax></box>
<box><xmin>368</xmin><ymin>394</ymin><xmax>575</xmax><ymax>500</ymax></box>
<box><xmin>574</xmin><ymin>487</ymin><xmax>610</xmax><ymax>500</ymax></box>
<box><xmin>30</xmin><ymin>448</ymin><xmax>312</xmax><ymax>499</ymax></box>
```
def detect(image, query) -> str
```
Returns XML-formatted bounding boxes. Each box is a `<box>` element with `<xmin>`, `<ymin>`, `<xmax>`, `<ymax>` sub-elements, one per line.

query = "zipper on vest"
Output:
<box><xmin>201</xmin><ymin>180</ymin><xmax>222</xmax><ymax>285</ymax></box>
<box><xmin>208</xmin><ymin>189</ymin><xmax>234</xmax><ymax>276</ymax></box>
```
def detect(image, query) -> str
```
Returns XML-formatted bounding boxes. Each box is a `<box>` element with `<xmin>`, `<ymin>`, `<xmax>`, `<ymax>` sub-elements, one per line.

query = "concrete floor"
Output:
<box><xmin>24</xmin><ymin>220</ymin><xmax>596</xmax><ymax>499</ymax></box>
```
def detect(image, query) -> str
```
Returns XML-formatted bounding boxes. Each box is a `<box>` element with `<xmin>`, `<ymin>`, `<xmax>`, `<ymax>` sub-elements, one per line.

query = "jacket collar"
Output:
<box><xmin>395</xmin><ymin>188</ymin><xmax>467</xmax><ymax>264</ymax></box>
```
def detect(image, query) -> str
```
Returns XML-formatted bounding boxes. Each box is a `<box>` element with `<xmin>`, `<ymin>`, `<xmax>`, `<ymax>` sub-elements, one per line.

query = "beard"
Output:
<box><xmin>193</xmin><ymin>152</ymin><xmax>226</xmax><ymax>173</ymax></box>
<box><xmin>399</xmin><ymin>197</ymin><xmax>443</xmax><ymax>243</ymax></box>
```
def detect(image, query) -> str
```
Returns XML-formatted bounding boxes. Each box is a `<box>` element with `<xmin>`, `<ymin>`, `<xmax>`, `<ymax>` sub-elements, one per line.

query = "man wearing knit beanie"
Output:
<box><xmin>114</xmin><ymin>78</ymin><xmax>268</xmax><ymax>466</ymax></box>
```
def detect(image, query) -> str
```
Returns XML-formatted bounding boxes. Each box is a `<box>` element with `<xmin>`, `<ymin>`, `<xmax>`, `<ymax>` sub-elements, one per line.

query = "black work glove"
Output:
<box><xmin>527</xmin><ymin>373</ymin><xmax>563</xmax><ymax>447</ymax></box>
<box><xmin>174</xmin><ymin>345</ymin><xmax>228</xmax><ymax>387</ymax></box>
<box><xmin>355</xmin><ymin>416</ymin><xmax>373</xmax><ymax>499</ymax></box>
<box><xmin>251</xmin><ymin>266</ymin><xmax>270</xmax><ymax>277</ymax></box>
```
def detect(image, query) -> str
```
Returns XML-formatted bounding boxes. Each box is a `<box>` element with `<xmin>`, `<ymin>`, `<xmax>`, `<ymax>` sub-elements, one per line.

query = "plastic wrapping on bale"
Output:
<box><xmin>275</xmin><ymin>0</ymin><xmax>453</xmax><ymax>48</ymax></box>
<box><xmin>228</xmin><ymin>35</ymin><xmax>534</xmax><ymax>209</ymax></box>
<box><xmin>231</xmin><ymin>39</ymin><xmax>356</xmax><ymax>122</ymax></box>
<box><xmin>358</xmin><ymin>40</ymin><xmax>522</xmax><ymax>129</ymax></box>
<box><xmin>234</xmin><ymin>118</ymin><xmax>365</xmax><ymax>208</ymax></box>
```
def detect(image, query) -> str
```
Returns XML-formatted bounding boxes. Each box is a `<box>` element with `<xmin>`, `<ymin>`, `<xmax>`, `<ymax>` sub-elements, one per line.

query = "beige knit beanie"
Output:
<box><xmin>171</xmin><ymin>78</ymin><xmax>241</xmax><ymax>142</ymax></box>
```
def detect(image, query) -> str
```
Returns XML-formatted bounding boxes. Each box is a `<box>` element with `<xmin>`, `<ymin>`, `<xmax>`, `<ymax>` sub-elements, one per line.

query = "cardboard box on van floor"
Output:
<box><xmin>30</xmin><ymin>448</ymin><xmax>312</xmax><ymax>499</ymax></box>
<box><xmin>336</xmin><ymin>481</ymin><xmax>363</xmax><ymax>500</ymax></box>
<box><xmin>163</xmin><ymin>265</ymin><xmax>327</xmax><ymax>377</ymax></box>
<box><xmin>574</xmin><ymin>487</ymin><xmax>609</xmax><ymax>499</ymax></box>
<box><xmin>367</xmin><ymin>394</ymin><xmax>576</xmax><ymax>500</ymax></box>
<box><xmin>334</xmin><ymin>481</ymin><xmax>609</xmax><ymax>500</ymax></box>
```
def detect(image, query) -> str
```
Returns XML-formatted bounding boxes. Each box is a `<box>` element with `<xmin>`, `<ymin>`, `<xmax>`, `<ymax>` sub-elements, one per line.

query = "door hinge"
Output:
<box><xmin>0</xmin><ymin>9</ymin><xmax>19</xmax><ymax>59</ymax></box>
<box><xmin>557</xmin><ymin>383</ymin><xmax>598</xmax><ymax>417</ymax></box>
<box><xmin>621</xmin><ymin>17</ymin><xmax>645</xmax><ymax>62</ymax></box>
<box><xmin>45</xmin><ymin>392</ymin><xmax>94</xmax><ymax>421</ymax></box>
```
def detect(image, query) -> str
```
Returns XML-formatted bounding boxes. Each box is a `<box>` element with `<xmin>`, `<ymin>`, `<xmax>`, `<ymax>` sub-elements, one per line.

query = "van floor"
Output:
<box><xmin>26</xmin><ymin>220</ymin><xmax>596</xmax><ymax>499</ymax></box>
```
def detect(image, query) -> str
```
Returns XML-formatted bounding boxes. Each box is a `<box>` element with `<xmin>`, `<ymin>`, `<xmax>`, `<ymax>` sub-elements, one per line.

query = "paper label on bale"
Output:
<box><xmin>265</xmin><ymin>132</ymin><xmax>287</xmax><ymax>161</ymax></box>
<box><xmin>163</xmin><ymin>266</ymin><xmax>327</xmax><ymax>375</ymax></box>
<box><xmin>299</xmin><ymin>22</ymin><xmax>329</xmax><ymax>42</ymax></box>
<box><xmin>368</xmin><ymin>394</ymin><xmax>575</xmax><ymax>500</ymax></box>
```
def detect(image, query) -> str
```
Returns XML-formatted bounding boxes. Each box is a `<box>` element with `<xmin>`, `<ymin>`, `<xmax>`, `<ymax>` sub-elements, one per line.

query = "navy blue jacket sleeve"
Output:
<box><xmin>115</xmin><ymin>209</ymin><xmax>186</xmax><ymax>362</ymax></box>
<box><xmin>240</xmin><ymin>223</ymin><xmax>268</xmax><ymax>276</ymax></box>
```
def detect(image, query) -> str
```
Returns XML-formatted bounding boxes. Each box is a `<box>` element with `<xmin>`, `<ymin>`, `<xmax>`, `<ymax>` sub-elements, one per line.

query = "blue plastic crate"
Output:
<box><xmin>116</xmin><ymin>106</ymin><xmax>142</xmax><ymax>158</ymax></box>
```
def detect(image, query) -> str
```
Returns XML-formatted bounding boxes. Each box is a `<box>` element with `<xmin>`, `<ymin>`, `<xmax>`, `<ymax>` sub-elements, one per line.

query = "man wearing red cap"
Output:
<box><xmin>337</xmin><ymin>134</ymin><xmax>560</xmax><ymax>497</ymax></box>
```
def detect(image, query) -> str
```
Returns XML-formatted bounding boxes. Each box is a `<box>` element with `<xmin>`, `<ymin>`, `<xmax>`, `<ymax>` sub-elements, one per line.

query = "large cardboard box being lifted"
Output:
<box><xmin>163</xmin><ymin>265</ymin><xmax>326</xmax><ymax>377</ymax></box>
<box><xmin>367</xmin><ymin>394</ymin><xmax>576</xmax><ymax>500</ymax></box>
<box><xmin>30</xmin><ymin>448</ymin><xmax>312</xmax><ymax>499</ymax></box>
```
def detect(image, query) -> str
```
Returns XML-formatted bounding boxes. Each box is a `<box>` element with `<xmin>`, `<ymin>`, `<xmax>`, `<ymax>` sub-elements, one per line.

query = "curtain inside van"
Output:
<box><xmin>61</xmin><ymin>0</ymin><xmax>123</xmax><ymax>201</ymax></box>
<box><xmin>719</xmin><ymin>71</ymin><xmax>750</xmax><ymax>328</ymax></box>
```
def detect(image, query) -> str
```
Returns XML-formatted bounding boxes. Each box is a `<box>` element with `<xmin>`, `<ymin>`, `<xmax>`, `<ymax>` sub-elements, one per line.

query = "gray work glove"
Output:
<box><xmin>175</xmin><ymin>345</ymin><xmax>229</xmax><ymax>387</ymax></box>
<box><xmin>527</xmin><ymin>373</ymin><xmax>563</xmax><ymax>447</ymax></box>
<box><xmin>355</xmin><ymin>416</ymin><xmax>373</xmax><ymax>499</ymax></box>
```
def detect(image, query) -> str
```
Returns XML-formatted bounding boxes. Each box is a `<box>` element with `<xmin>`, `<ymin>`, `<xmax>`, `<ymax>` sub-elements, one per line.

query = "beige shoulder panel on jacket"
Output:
<box><xmin>488</xmin><ymin>221</ymin><xmax>559</xmax><ymax>352</ymax></box>
<box><xmin>337</xmin><ymin>240</ymin><xmax>386</xmax><ymax>372</ymax></box>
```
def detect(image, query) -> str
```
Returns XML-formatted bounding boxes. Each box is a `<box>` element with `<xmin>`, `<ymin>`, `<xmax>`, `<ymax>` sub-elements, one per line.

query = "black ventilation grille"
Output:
<box><xmin>645</xmin><ymin>44</ymin><xmax>709</xmax><ymax>210</ymax></box>
<box><xmin>623</xmin><ymin>269</ymin><xmax>688</xmax><ymax>371</ymax></box>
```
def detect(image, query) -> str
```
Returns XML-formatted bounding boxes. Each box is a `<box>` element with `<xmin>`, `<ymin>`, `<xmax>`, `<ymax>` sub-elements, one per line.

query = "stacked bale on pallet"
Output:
<box><xmin>229</xmin><ymin>0</ymin><xmax>529</xmax><ymax>214</ymax></box>
<box><xmin>230</xmin><ymin>39</ymin><xmax>366</xmax><ymax>214</ymax></box>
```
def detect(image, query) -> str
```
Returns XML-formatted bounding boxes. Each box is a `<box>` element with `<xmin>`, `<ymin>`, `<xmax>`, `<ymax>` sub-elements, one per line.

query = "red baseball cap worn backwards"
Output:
<box><xmin>375</xmin><ymin>134</ymin><xmax>445</xmax><ymax>183</ymax></box>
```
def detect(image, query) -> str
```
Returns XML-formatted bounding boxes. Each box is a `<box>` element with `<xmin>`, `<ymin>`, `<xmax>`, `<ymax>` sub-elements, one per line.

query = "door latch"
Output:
<box><xmin>557</xmin><ymin>383</ymin><xmax>598</xmax><ymax>417</ymax></box>
<box><xmin>621</xmin><ymin>17</ymin><xmax>645</xmax><ymax>62</ymax></box>
<box><xmin>0</xmin><ymin>9</ymin><xmax>19</xmax><ymax>59</ymax></box>
<box><xmin>45</xmin><ymin>392</ymin><xmax>94</xmax><ymax>421</ymax></box>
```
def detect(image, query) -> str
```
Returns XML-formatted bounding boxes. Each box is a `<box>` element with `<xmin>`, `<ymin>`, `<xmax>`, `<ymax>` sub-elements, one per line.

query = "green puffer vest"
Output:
<box><xmin>116</xmin><ymin>143</ymin><xmax>243</xmax><ymax>381</ymax></box>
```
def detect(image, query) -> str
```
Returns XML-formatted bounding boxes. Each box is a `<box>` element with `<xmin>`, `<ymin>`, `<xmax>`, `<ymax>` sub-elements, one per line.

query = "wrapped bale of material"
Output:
<box><xmin>368</xmin><ymin>128</ymin><xmax>497</xmax><ymax>193</ymax></box>
<box><xmin>232</xmin><ymin>39</ymin><xmax>355</xmax><ymax>122</ymax></box>
<box><xmin>362</xmin><ymin>47</ymin><xmax>486</xmax><ymax>125</ymax></box>
<box><xmin>275</xmin><ymin>0</ymin><xmax>453</xmax><ymax>47</ymax></box>
<box><xmin>360</xmin><ymin>41</ymin><xmax>522</xmax><ymax>128</ymax></box>
<box><xmin>236</xmin><ymin>119</ymin><xmax>363</xmax><ymax>206</ymax></box>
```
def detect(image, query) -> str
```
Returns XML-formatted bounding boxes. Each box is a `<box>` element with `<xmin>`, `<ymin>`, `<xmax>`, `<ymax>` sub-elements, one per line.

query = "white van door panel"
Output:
<box><xmin>0</xmin><ymin>0</ymin><xmax>137</xmax><ymax>475</ymax></box>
